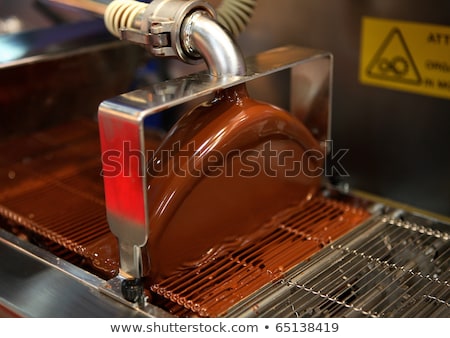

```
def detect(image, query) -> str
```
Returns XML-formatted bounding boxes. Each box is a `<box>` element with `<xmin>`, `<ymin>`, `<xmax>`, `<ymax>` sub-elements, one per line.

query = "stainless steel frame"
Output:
<box><xmin>0</xmin><ymin>45</ymin><xmax>333</xmax><ymax>316</ymax></box>
<box><xmin>98</xmin><ymin>45</ymin><xmax>332</xmax><ymax>284</ymax></box>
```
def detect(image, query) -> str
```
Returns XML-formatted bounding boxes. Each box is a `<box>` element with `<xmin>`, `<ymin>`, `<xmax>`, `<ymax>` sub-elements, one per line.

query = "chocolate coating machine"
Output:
<box><xmin>0</xmin><ymin>0</ymin><xmax>449</xmax><ymax>318</ymax></box>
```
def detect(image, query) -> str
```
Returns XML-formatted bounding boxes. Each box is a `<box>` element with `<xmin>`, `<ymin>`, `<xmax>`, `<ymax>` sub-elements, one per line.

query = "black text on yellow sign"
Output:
<box><xmin>360</xmin><ymin>17</ymin><xmax>450</xmax><ymax>100</ymax></box>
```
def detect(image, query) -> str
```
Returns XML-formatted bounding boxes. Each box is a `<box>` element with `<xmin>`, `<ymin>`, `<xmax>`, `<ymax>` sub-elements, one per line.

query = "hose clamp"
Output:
<box><xmin>120</xmin><ymin>0</ymin><xmax>216</xmax><ymax>64</ymax></box>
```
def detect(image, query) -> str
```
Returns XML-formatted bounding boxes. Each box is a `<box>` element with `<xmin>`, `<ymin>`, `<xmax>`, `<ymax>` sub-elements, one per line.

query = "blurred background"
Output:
<box><xmin>0</xmin><ymin>0</ymin><xmax>449</xmax><ymax>217</ymax></box>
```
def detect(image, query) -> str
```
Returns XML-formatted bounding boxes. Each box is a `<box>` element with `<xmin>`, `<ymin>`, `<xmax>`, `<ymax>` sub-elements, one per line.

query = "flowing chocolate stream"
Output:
<box><xmin>145</xmin><ymin>84</ymin><xmax>323</xmax><ymax>283</ymax></box>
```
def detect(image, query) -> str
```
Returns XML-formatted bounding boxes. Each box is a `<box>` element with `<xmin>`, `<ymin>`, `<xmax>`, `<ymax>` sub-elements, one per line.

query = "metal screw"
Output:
<box><xmin>121</xmin><ymin>278</ymin><xmax>144</xmax><ymax>303</ymax></box>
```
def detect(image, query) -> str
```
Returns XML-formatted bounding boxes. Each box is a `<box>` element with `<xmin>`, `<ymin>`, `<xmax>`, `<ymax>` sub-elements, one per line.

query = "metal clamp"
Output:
<box><xmin>108</xmin><ymin>0</ymin><xmax>216</xmax><ymax>63</ymax></box>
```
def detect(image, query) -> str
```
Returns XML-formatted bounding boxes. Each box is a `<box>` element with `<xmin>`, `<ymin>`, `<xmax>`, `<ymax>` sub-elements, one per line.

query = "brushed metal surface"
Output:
<box><xmin>0</xmin><ymin>229</ymin><xmax>152</xmax><ymax>317</ymax></box>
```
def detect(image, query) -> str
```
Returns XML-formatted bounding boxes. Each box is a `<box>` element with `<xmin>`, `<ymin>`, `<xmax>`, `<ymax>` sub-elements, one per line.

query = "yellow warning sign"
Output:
<box><xmin>360</xmin><ymin>17</ymin><xmax>450</xmax><ymax>100</ymax></box>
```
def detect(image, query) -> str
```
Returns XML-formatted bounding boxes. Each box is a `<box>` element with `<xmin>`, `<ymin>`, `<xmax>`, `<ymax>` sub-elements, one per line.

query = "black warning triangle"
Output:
<box><xmin>366</xmin><ymin>28</ymin><xmax>422</xmax><ymax>85</ymax></box>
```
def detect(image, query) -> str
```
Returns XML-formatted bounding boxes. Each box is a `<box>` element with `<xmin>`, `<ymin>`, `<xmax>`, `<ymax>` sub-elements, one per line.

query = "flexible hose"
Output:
<box><xmin>104</xmin><ymin>0</ymin><xmax>147</xmax><ymax>38</ymax></box>
<box><xmin>215</xmin><ymin>0</ymin><xmax>257</xmax><ymax>37</ymax></box>
<box><xmin>102</xmin><ymin>0</ymin><xmax>251</xmax><ymax>75</ymax></box>
<box><xmin>104</xmin><ymin>0</ymin><xmax>257</xmax><ymax>39</ymax></box>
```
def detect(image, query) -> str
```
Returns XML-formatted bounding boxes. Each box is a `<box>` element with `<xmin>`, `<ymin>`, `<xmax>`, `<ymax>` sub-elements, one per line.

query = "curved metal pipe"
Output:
<box><xmin>182</xmin><ymin>10</ymin><xmax>246</xmax><ymax>77</ymax></box>
<box><xmin>102</xmin><ymin>0</ymin><xmax>248</xmax><ymax>76</ymax></box>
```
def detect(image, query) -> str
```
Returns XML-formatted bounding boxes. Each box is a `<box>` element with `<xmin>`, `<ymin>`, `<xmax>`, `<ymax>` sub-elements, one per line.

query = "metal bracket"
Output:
<box><xmin>98</xmin><ymin>45</ymin><xmax>333</xmax><ymax>286</ymax></box>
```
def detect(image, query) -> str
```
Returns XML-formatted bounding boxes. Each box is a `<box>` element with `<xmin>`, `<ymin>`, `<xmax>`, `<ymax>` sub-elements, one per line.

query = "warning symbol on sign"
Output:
<box><xmin>366</xmin><ymin>28</ymin><xmax>422</xmax><ymax>85</ymax></box>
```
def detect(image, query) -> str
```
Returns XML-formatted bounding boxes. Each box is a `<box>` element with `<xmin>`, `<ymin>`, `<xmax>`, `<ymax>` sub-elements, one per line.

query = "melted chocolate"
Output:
<box><xmin>145</xmin><ymin>84</ymin><xmax>323</xmax><ymax>283</ymax></box>
<box><xmin>151</xmin><ymin>196</ymin><xmax>370</xmax><ymax>317</ymax></box>
<box><xmin>0</xmin><ymin>120</ymin><xmax>163</xmax><ymax>280</ymax></box>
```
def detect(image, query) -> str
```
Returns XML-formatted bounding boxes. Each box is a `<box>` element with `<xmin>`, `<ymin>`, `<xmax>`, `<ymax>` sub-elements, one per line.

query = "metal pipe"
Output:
<box><xmin>182</xmin><ymin>10</ymin><xmax>246</xmax><ymax>76</ymax></box>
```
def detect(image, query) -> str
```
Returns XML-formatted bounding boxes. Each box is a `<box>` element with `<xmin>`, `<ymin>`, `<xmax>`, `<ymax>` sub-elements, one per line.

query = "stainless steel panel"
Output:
<box><xmin>0</xmin><ymin>229</ymin><xmax>164</xmax><ymax>317</ymax></box>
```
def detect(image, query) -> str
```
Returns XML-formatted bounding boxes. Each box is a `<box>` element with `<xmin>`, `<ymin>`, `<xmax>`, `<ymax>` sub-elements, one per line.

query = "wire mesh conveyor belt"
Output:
<box><xmin>0</xmin><ymin>120</ymin><xmax>120</xmax><ymax>278</ymax></box>
<box><xmin>151</xmin><ymin>197</ymin><xmax>370</xmax><ymax>317</ymax></box>
<box><xmin>225</xmin><ymin>214</ymin><xmax>450</xmax><ymax>318</ymax></box>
